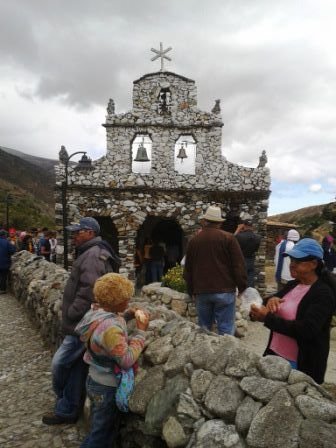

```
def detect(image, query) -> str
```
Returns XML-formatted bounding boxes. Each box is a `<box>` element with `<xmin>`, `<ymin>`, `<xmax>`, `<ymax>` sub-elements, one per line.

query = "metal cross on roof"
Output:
<box><xmin>151</xmin><ymin>42</ymin><xmax>172</xmax><ymax>72</ymax></box>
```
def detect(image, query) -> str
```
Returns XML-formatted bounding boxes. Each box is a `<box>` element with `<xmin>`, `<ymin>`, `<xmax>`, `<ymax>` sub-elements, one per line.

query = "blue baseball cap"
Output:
<box><xmin>284</xmin><ymin>238</ymin><xmax>323</xmax><ymax>260</ymax></box>
<box><xmin>66</xmin><ymin>217</ymin><xmax>100</xmax><ymax>234</ymax></box>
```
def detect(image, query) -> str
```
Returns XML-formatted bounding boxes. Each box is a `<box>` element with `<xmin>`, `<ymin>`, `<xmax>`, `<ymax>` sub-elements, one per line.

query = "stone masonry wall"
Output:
<box><xmin>54</xmin><ymin>188</ymin><xmax>268</xmax><ymax>293</ymax></box>
<box><xmin>138</xmin><ymin>283</ymin><xmax>249</xmax><ymax>338</ymax></box>
<box><xmin>10</xmin><ymin>251</ymin><xmax>336</xmax><ymax>447</ymax></box>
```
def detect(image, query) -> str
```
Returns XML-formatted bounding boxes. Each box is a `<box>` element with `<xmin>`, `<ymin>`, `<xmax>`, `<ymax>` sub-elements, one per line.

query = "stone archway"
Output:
<box><xmin>136</xmin><ymin>216</ymin><xmax>184</xmax><ymax>286</ymax></box>
<box><xmin>93</xmin><ymin>216</ymin><xmax>119</xmax><ymax>254</ymax></box>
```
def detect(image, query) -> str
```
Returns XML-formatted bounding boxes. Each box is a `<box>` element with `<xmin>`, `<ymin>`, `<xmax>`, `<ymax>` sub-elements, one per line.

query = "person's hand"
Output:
<box><xmin>135</xmin><ymin>309</ymin><xmax>150</xmax><ymax>331</ymax></box>
<box><xmin>250</xmin><ymin>304</ymin><xmax>269</xmax><ymax>322</ymax></box>
<box><xmin>265</xmin><ymin>297</ymin><xmax>284</xmax><ymax>313</ymax></box>
<box><xmin>234</xmin><ymin>223</ymin><xmax>245</xmax><ymax>235</ymax></box>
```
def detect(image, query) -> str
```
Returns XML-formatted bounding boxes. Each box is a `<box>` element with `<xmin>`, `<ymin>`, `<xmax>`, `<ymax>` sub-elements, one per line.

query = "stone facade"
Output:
<box><xmin>55</xmin><ymin>68</ymin><xmax>271</xmax><ymax>291</ymax></box>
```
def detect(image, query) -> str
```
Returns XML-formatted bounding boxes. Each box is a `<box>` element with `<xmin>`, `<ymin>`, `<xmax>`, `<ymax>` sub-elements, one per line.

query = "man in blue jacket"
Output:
<box><xmin>0</xmin><ymin>229</ymin><xmax>16</xmax><ymax>294</ymax></box>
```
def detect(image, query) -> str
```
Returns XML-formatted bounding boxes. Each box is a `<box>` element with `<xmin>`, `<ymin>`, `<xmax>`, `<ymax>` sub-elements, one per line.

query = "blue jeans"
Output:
<box><xmin>80</xmin><ymin>376</ymin><xmax>120</xmax><ymax>448</ymax></box>
<box><xmin>52</xmin><ymin>335</ymin><xmax>88</xmax><ymax>419</ymax></box>
<box><xmin>150</xmin><ymin>261</ymin><xmax>164</xmax><ymax>282</ymax></box>
<box><xmin>196</xmin><ymin>292</ymin><xmax>236</xmax><ymax>335</ymax></box>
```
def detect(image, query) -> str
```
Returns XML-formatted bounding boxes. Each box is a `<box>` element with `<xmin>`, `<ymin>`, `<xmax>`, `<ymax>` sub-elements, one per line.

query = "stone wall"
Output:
<box><xmin>55</xmin><ymin>188</ymin><xmax>268</xmax><ymax>294</ymax></box>
<box><xmin>138</xmin><ymin>283</ymin><xmax>249</xmax><ymax>338</ymax></box>
<box><xmin>10</xmin><ymin>251</ymin><xmax>336</xmax><ymax>447</ymax></box>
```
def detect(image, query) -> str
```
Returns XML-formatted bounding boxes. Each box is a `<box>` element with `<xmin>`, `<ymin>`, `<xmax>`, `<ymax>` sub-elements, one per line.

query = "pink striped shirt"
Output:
<box><xmin>270</xmin><ymin>284</ymin><xmax>311</xmax><ymax>362</ymax></box>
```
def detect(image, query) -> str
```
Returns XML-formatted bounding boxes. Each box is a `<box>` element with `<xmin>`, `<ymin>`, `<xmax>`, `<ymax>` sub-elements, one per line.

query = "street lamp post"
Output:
<box><xmin>59</xmin><ymin>146</ymin><xmax>92</xmax><ymax>270</ymax></box>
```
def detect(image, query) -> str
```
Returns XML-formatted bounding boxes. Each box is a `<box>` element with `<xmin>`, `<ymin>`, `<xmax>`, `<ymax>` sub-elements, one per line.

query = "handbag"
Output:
<box><xmin>114</xmin><ymin>365</ymin><xmax>135</xmax><ymax>412</ymax></box>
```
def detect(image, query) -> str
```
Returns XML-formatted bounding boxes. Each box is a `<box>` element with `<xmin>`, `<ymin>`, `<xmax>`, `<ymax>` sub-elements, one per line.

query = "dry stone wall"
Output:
<box><xmin>10</xmin><ymin>251</ymin><xmax>336</xmax><ymax>447</ymax></box>
<box><xmin>139</xmin><ymin>283</ymin><xmax>249</xmax><ymax>338</ymax></box>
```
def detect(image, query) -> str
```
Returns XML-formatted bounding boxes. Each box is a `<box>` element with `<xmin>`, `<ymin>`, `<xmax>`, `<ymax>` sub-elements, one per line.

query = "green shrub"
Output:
<box><xmin>162</xmin><ymin>264</ymin><xmax>187</xmax><ymax>293</ymax></box>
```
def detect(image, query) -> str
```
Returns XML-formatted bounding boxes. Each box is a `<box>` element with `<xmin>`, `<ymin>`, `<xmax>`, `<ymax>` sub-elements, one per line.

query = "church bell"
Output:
<box><xmin>177</xmin><ymin>142</ymin><xmax>188</xmax><ymax>162</ymax></box>
<box><xmin>134</xmin><ymin>140</ymin><xmax>150</xmax><ymax>162</ymax></box>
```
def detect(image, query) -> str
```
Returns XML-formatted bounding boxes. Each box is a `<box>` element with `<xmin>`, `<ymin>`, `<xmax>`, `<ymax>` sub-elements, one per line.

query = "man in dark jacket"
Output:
<box><xmin>184</xmin><ymin>206</ymin><xmax>247</xmax><ymax>335</ymax></box>
<box><xmin>0</xmin><ymin>229</ymin><xmax>16</xmax><ymax>294</ymax></box>
<box><xmin>42</xmin><ymin>217</ymin><xmax>120</xmax><ymax>425</ymax></box>
<box><xmin>234</xmin><ymin>219</ymin><xmax>261</xmax><ymax>287</ymax></box>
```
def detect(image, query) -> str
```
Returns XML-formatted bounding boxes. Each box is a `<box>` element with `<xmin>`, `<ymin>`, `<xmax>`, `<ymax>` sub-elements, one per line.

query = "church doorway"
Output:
<box><xmin>136</xmin><ymin>216</ymin><xmax>184</xmax><ymax>286</ymax></box>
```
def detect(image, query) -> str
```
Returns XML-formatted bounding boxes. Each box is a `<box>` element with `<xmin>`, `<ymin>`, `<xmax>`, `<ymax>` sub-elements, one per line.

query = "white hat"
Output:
<box><xmin>287</xmin><ymin>229</ymin><xmax>300</xmax><ymax>242</ymax></box>
<box><xmin>201</xmin><ymin>206</ymin><xmax>224</xmax><ymax>222</ymax></box>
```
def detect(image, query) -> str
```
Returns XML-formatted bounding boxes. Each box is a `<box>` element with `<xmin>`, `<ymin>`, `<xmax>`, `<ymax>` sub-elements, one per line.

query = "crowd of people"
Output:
<box><xmin>0</xmin><ymin>226</ymin><xmax>58</xmax><ymax>294</ymax></box>
<box><xmin>2</xmin><ymin>210</ymin><xmax>336</xmax><ymax>446</ymax></box>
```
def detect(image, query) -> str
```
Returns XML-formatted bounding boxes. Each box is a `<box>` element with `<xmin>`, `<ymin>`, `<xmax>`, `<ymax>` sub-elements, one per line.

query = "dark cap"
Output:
<box><xmin>66</xmin><ymin>217</ymin><xmax>100</xmax><ymax>234</ymax></box>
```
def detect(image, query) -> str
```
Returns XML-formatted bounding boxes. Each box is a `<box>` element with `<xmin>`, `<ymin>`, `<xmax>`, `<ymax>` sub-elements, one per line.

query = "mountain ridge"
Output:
<box><xmin>0</xmin><ymin>146</ymin><xmax>57</xmax><ymax>228</ymax></box>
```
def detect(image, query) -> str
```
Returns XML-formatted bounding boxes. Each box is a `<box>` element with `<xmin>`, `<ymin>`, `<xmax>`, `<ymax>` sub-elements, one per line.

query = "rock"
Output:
<box><xmin>225</xmin><ymin>347</ymin><xmax>260</xmax><ymax>378</ymax></box>
<box><xmin>299</xmin><ymin>418</ymin><xmax>336</xmax><ymax>448</ymax></box>
<box><xmin>195</xmin><ymin>420</ymin><xmax>243</xmax><ymax>448</ymax></box>
<box><xmin>204</xmin><ymin>375</ymin><xmax>244</xmax><ymax>422</ymax></box>
<box><xmin>177</xmin><ymin>390</ymin><xmax>202</xmax><ymax>425</ymax></box>
<box><xmin>129</xmin><ymin>366</ymin><xmax>165</xmax><ymax>415</ymax></box>
<box><xmin>162</xmin><ymin>416</ymin><xmax>188</xmax><ymax>448</ymax></box>
<box><xmin>190</xmin><ymin>369</ymin><xmax>214</xmax><ymax>401</ymax></box>
<box><xmin>240</xmin><ymin>376</ymin><xmax>286</xmax><ymax>403</ymax></box>
<box><xmin>295</xmin><ymin>395</ymin><xmax>336</xmax><ymax>422</ymax></box>
<box><xmin>205</xmin><ymin>335</ymin><xmax>239</xmax><ymax>374</ymax></box>
<box><xmin>171</xmin><ymin>299</ymin><xmax>188</xmax><ymax>316</ymax></box>
<box><xmin>189</xmin><ymin>336</ymin><xmax>216</xmax><ymax>369</ymax></box>
<box><xmin>163</xmin><ymin>344</ymin><xmax>191</xmax><ymax>377</ymax></box>
<box><xmin>257</xmin><ymin>355</ymin><xmax>291</xmax><ymax>381</ymax></box>
<box><xmin>145</xmin><ymin>374</ymin><xmax>189</xmax><ymax>435</ymax></box>
<box><xmin>246</xmin><ymin>388</ymin><xmax>303</xmax><ymax>448</ymax></box>
<box><xmin>144</xmin><ymin>334</ymin><xmax>174</xmax><ymax>364</ymax></box>
<box><xmin>235</xmin><ymin>396</ymin><xmax>262</xmax><ymax>436</ymax></box>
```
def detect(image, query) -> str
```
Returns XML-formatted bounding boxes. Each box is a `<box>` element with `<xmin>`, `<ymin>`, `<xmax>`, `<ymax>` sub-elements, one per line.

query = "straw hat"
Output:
<box><xmin>201</xmin><ymin>206</ymin><xmax>224</xmax><ymax>222</ymax></box>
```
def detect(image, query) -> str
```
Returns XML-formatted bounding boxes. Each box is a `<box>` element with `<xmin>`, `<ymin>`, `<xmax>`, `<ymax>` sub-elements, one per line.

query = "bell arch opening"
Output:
<box><xmin>174</xmin><ymin>134</ymin><xmax>196</xmax><ymax>174</ymax></box>
<box><xmin>131</xmin><ymin>134</ymin><xmax>152</xmax><ymax>174</ymax></box>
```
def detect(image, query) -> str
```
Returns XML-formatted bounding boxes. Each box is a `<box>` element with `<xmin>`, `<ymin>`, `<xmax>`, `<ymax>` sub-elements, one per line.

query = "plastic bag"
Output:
<box><xmin>239</xmin><ymin>287</ymin><xmax>263</xmax><ymax>318</ymax></box>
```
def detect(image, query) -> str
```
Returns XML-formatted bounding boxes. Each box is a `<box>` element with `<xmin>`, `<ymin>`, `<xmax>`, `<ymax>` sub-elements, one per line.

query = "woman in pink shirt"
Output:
<box><xmin>251</xmin><ymin>238</ymin><xmax>336</xmax><ymax>384</ymax></box>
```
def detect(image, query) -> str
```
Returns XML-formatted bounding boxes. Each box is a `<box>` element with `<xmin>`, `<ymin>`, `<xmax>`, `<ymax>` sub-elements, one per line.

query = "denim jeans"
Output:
<box><xmin>196</xmin><ymin>292</ymin><xmax>236</xmax><ymax>335</ymax></box>
<box><xmin>150</xmin><ymin>261</ymin><xmax>164</xmax><ymax>282</ymax></box>
<box><xmin>80</xmin><ymin>376</ymin><xmax>120</xmax><ymax>448</ymax></box>
<box><xmin>52</xmin><ymin>335</ymin><xmax>88</xmax><ymax>419</ymax></box>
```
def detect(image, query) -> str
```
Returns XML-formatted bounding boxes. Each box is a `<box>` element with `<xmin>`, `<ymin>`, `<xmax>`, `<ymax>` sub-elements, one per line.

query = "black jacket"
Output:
<box><xmin>264</xmin><ymin>279</ymin><xmax>336</xmax><ymax>384</ymax></box>
<box><xmin>235</xmin><ymin>230</ymin><xmax>261</xmax><ymax>258</ymax></box>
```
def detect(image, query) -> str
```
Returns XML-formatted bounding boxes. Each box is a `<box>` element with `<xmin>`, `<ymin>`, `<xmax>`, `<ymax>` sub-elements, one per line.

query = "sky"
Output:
<box><xmin>1</xmin><ymin>0</ymin><xmax>336</xmax><ymax>215</ymax></box>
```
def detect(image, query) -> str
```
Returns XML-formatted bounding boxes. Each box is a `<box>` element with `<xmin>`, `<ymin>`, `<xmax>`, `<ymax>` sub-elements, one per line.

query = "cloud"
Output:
<box><xmin>309</xmin><ymin>184</ymin><xmax>322</xmax><ymax>193</ymax></box>
<box><xmin>1</xmin><ymin>0</ymin><xmax>336</xmax><ymax>214</ymax></box>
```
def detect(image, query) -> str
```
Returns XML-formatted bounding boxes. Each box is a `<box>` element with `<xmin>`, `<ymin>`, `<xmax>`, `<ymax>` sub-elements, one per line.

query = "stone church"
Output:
<box><xmin>55</xmin><ymin>46</ymin><xmax>271</xmax><ymax>290</ymax></box>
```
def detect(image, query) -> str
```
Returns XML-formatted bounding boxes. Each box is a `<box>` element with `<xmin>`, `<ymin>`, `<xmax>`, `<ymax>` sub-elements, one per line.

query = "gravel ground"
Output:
<box><xmin>0</xmin><ymin>292</ymin><xmax>87</xmax><ymax>448</ymax></box>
